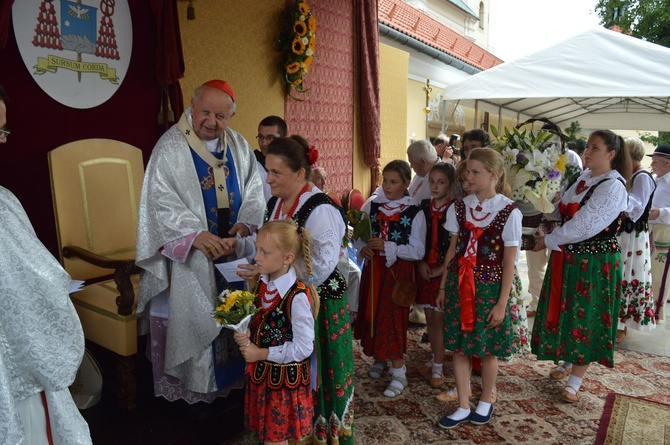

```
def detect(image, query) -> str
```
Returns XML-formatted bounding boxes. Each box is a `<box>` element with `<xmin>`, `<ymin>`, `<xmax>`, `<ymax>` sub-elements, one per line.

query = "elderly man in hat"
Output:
<box><xmin>136</xmin><ymin>80</ymin><xmax>265</xmax><ymax>408</ymax></box>
<box><xmin>649</xmin><ymin>145</ymin><xmax>670</xmax><ymax>322</ymax></box>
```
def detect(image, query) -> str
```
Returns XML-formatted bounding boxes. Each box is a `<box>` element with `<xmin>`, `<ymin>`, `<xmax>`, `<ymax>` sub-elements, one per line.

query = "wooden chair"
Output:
<box><xmin>48</xmin><ymin>139</ymin><xmax>143</xmax><ymax>411</ymax></box>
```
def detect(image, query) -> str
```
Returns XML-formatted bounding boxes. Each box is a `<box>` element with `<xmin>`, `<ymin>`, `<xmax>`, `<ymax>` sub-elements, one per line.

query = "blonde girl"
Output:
<box><xmin>436</xmin><ymin>148</ymin><xmax>521</xmax><ymax>428</ymax></box>
<box><xmin>234</xmin><ymin>219</ymin><xmax>319</xmax><ymax>445</ymax></box>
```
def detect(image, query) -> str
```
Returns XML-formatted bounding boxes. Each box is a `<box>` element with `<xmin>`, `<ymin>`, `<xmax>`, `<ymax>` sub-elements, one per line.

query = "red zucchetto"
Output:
<box><xmin>201</xmin><ymin>79</ymin><xmax>235</xmax><ymax>102</ymax></box>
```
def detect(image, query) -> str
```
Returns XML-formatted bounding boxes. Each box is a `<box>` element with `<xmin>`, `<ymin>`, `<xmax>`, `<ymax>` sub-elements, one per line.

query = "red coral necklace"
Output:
<box><xmin>274</xmin><ymin>182</ymin><xmax>311</xmax><ymax>220</ymax></box>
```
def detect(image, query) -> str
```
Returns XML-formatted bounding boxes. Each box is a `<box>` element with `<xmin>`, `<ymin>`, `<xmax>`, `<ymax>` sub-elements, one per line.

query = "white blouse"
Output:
<box><xmin>360</xmin><ymin>194</ymin><xmax>427</xmax><ymax>268</ymax></box>
<box><xmin>262</xmin><ymin>267</ymin><xmax>315</xmax><ymax>364</ymax></box>
<box><xmin>445</xmin><ymin>193</ymin><xmax>522</xmax><ymax>264</ymax></box>
<box><xmin>236</xmin><ymin>188</ymin><xmax>345</xmax><ymax>287</ymax></box>
<box><xmin>625</xmin><ymin>170</ymin><xmax>655</xmax><ymax>222</ymax></box>
<box><xmin>545</xmin><ymin>170</ymin><xmax>628</xmax><ymax>251</ymax></box>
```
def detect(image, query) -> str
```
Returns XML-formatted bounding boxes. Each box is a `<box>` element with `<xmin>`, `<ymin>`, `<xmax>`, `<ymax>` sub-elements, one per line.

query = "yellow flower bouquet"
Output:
<box><xmin>212</xmin><ymin>289</ymin><xmax>258</xmax><ymax>332</ymax></box>
<box><xmin>280</xmin><ymin>0</ymin><xmax>316</xmax><ymax>99</ymax></box>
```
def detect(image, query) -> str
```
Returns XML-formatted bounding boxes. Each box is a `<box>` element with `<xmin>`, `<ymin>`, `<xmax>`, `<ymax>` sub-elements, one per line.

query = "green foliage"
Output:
<box><xmin>595</xmin><ymin>0</ymin><xmax>670</xmax><ymax>48</ymax></box>
<box><xmin>638</xmin><ymin>131</ymin><xmax>670</xmax><ymax>146</ymax></box>
<box><xmin>346</xmin><ymin>209</ymin><xmax>371</xmax><ymax>243</ymax></box>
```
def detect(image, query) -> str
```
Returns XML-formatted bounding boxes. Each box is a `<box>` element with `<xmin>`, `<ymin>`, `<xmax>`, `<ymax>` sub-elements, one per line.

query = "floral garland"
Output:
<box><xmin>280</xmin><ymin>0</ymin><xmax>316</xmax><ymax>99</ymax></box>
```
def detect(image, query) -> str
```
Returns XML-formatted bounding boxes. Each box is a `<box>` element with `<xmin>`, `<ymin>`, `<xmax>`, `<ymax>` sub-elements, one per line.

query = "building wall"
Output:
<box><xmin>380</xmin><ymin>44</ymin><xmax>410</xmax><ymax>172</ymax></box>
<box><xmin>178</xmin><ymin>0</ymin><xmax>285</xmax><ymax>145</ymax></box>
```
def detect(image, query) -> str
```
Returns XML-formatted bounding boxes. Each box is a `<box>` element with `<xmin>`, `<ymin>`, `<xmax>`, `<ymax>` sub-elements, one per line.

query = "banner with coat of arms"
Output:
<box><xmin>12</xmin><ymin>0</ymin><xmax>132</xmax><ymax>109</ymax></box>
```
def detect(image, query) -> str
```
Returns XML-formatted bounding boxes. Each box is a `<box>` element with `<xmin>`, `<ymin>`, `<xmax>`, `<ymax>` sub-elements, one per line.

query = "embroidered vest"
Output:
<box><xmin>420</xmin><ymin>198</ymin><xmax>451</xmax><ymax>266</ymax></box>
<box><xmin>249</xmin><ymin>280</ymin><xmax>311</xmax><ymax>390</ymax></box>
<box><xmin>369</xmin><ymin>202</ymin><xmax>422</xmax><ymax>245</ymax></box>
<box><xmin>264</xmin><ymin>193</ymin><xmax>347</xmax><ymax>300</ymax></box>
<box><xmin>448</xmin><ymin>200</ymin><xmax>515</xmax><ymax>284</ymax></box>
<box><xmin>620</xmin><ymin>170</ymin><xmax>656</xmax><ymax>234</ymax></box>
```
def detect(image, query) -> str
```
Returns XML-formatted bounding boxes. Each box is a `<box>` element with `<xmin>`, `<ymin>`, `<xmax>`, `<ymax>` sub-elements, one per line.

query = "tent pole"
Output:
<box><xmin>474</xmin><ymin>100</ymin><xmax>479</xmax><ymax>129</ymax></box>
<box><xmin>498</xmin><ymin>107</ymin><xmax>502</xmax><ymax>132</ymax></box>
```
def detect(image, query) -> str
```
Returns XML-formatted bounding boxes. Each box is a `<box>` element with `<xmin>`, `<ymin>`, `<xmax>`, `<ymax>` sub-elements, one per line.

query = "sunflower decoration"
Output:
<box><xmin>280</xmin><ymin>0</ymin><xmax>316</xmax><ymax>100</ymax></box>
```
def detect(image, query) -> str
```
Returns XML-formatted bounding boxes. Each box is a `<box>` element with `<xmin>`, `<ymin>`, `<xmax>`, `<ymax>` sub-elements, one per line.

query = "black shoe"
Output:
<box><xmin>420</xmin><ymin>332</ymin><xmax>430</xmax><ymax>343</ymax></box>
<box><xmin>185</xmin><ymin>401</ymin><xmax>213</xmax><ymax>422</ymax></box>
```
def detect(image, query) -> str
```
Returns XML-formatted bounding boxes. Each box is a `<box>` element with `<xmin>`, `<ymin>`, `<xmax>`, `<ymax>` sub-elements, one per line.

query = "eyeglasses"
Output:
<box><xmin>0</xmin><ymin>128</ymin><xmax>9</xmax><ymax>141</ymax></box>
<box><xmin>256</xmin><ymin>134</ymin><xmax>276</xmax><ymax>142</ymax></box>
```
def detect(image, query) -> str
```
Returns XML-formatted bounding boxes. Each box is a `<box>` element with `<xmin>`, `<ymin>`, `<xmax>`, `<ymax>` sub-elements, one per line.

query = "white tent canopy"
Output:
<box><xmin>444</xmin><ymin>27</ymin><xmax>670</xmax><ymax>131</ymax></box>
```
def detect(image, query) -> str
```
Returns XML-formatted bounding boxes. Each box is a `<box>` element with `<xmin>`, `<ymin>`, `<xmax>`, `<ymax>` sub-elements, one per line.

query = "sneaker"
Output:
<box><xmin>469</xmin><ymin>405</ymin><xmax>493</xmax><ymax>425</ymax></box>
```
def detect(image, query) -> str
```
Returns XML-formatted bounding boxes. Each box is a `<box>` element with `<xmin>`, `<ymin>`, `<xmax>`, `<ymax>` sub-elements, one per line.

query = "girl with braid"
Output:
<box><xmin>231</xmin><ymin>135</ymin><xmax>354</xmax><ymax>444</ymax></box>
<box><xmin>234</xmin><ymin>219</ymin><xmax>318</xmax><ymax>445</ymax></box>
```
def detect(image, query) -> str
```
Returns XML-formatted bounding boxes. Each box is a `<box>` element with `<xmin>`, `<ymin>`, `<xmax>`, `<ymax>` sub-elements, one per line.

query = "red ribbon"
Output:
<box><xmin>546</xmin><ymin>202</ymin><xmax>579</xmax><ymax>328</ymax></box>
<box><xmin>546</xmin><ymin>249</ymin><xmax>564</xmax><ymax>328</ymax></box>
<box><xmin>458</xmin><ymin>222</ymin><xmax>483</xmax><ymax>332</ymax></box>
<box><xmin>376</xmin><ymin>210</ymin><xmax>400</xmax><ymax>240</ymax></box>
<box><xmin>427</xmin><ymin>199</ymin><xmax>448</xmax><ymax>266</ymax></box>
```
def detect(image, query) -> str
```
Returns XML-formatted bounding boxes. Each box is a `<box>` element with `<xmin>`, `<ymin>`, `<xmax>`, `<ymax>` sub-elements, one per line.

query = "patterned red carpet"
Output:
<box><xmin>228</xmin><ymin>326</ymin><xmax>670</xmax><ymax>444</ymax></box>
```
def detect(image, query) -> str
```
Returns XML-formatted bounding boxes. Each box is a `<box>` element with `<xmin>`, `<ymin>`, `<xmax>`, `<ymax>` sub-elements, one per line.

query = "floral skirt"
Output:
<box><xmin>310</xmin><ymin>295</ymin><xmax>355</xmax><ymax>444</ymax></box>
<box><xmin>508</xmin><ymin>273</ymin><xmax>531</xmax><ymax>356</ymax></box>
<box><xmin>354</xmin><ymin>258</ymin><xmax>412</xmax><ymax>360</ymax></box>
<box><xmin>442</xmin><ymin>271</ymin><xmax>513</xmax><ymax>358</ymax></box>
<box><xmin>245</xmin><ymin>376</ymin><xmax>313</xmax><ymax>443</ymax></box>
<box><xmin>617</xmin><ymin>229</ymin><xmax>656</xmax><ymax>331</ymax></box>
<box><xmin>531</xmin><ymin>249</ymin><xmax>622</xmax><ymax>367</ymax></box>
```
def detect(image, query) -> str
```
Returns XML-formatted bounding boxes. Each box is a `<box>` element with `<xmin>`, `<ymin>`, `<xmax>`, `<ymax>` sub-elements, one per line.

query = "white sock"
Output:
<box><xmin>448</xmin><ymin>407</ymin><xmax>471</xmax><ymax>421</ymax></box>
<box><xmin>475</xmin><ymin>401</ymin><xmax>491</xmax><ymax>416</ymax></box>
<box><xmin>390</xmin><ymin>365</ymin><xmax>406</xmax><ymax>378</ymax></box>
<box><xmin>565</xmin><ymin>374</ymin><xmax>583</xmax><ymax>395</ymax></box>
<box><xmin>432</xmin><ymin>363</ymin><xmax>443</xmax><ymax>378</ymax></box>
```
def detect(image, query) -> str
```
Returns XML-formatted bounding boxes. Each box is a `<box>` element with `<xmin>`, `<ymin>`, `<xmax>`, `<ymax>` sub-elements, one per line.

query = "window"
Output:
<box><xmin>479</xmin><ymin>2</ymin><xmax>485</xmax><ymax>29</ymax></box>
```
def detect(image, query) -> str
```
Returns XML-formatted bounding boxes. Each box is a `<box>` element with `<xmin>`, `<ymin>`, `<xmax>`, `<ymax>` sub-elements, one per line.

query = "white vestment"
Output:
<box><xmin>0</xmin><ymin>187</ymin><xmax>91</xmax><ymax>445</ymax></box>
<box><xmin>136</xmin><ymin>111</ymin><xmax>265</xmax><ymax>393</ymax></box>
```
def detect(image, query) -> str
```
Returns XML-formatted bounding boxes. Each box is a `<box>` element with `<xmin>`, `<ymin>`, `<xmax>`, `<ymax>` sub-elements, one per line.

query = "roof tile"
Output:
<box><xmin>378</xmin><ymin>0</ymin><xmax>503</xmax><ymax>70</ymax></box>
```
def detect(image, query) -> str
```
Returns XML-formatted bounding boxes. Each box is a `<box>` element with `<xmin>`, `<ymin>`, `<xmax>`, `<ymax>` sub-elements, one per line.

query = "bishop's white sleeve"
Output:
<box><xmin>384</xmin><ymin>210</ymin><xmax>427</xmax><ymax>267</ymax></box>
<box><xmin>545</xmin><ymin>180</ymin><xmax>627</xmax><ymax>251</ymax></box>
<box><xmin>267</xmin><ymin>292</ymin><xmax>315</xmax><ymax>363</ymax></box>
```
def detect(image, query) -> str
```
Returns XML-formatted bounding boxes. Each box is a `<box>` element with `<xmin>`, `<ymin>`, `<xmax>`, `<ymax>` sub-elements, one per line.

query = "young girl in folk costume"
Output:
<box><xmin>531</xmin><ymin>130</ymin><xmax>630</xmax><ymax>403</ymax></box>
<box><xmin>354</xmin><ymin>160</ymin><xmax>427</xmax><ymax>398</ymax></box>
<box><xmin>416</xmin><ymin>163</ymin><xmax>455</xmax><ymax>388</ymax></box>
<box><xmin>435</xmin><ymin>153</ymin><xmax>529</xmax><ymax>405</ymax></box>
<box><xmin>436</xmin><ymin>148</ymin><xmax>521</xmax><ymax>428</ymax></box>
<box><xmin>234</xmin><ymin>219</ymin><xmax>318</xmax><ymax>445</ymax></box>
<box><xmin>616</xmin><ymin>137</ymin><xmax>656</xmax><ymax>341</ymax></box>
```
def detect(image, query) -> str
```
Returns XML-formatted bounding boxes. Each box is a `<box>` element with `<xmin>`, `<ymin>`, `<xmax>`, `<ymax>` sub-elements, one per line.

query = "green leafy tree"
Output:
<box><xmin>638</xmin><ymin>131</ymin><xmax>670</xmax><ymax>146</ymax></box>
<box><xmin>595</xmin><ymin>0</ymin><xmax>670</xmax><ymax>48</ymax></box>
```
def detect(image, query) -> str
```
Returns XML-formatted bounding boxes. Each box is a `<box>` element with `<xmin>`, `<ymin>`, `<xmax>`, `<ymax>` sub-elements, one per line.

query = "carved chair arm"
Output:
<box><xmin>62</xmin><ymin>245</ymin><xmax>140</xmax><ymax>316</ymax></box>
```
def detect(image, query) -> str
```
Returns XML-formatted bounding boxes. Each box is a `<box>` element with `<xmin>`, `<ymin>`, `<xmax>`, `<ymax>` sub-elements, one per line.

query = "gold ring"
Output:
<box><xmin>209</xmin><ymin>244</ymin><xmax>216</xmax><ymax>251</ymax></box>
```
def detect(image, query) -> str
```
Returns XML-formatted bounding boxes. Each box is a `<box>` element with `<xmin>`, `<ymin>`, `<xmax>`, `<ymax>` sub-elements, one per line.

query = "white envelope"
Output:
<box><xmin>214</xmin><ymin>258</ymin><xmax>250</xmax><ymax>283</ymax></box>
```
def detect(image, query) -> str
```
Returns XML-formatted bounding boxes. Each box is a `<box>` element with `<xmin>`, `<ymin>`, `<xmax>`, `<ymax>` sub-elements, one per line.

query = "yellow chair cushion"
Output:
<box><xmin>70</xmin><ymin>274</ymin><xmax>140</xmax><ymax>357</ymax></box>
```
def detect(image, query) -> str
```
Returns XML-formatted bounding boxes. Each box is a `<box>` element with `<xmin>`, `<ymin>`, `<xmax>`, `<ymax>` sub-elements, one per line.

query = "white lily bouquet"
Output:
<box><xmin>491</xmin><ymin>124</ymin><xmax>568</xmax><ymax>214</ymax></box>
